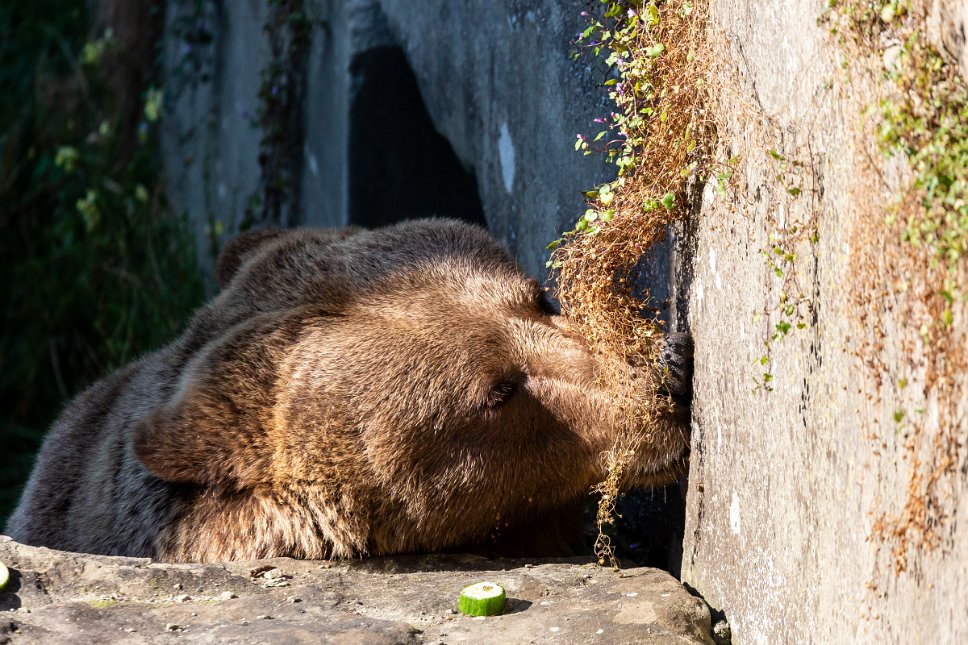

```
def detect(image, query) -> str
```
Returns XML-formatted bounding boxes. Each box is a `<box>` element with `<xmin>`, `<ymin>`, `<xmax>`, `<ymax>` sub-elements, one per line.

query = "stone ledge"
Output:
<box><xmin>0</xmin><ymin>536</ymin><xmax>712</xmax><ymax>644</ymax></box>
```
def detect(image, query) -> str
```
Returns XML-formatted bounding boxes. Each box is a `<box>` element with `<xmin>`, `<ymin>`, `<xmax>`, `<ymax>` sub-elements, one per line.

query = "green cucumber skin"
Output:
<box><xmin>458</xmin><ymin>595</ymin><xmax>505</xmax><ymax>616</ymax></box>
<box><xmin>458</xmin><ymin>583</ymin><xmax>506</xmax><ymax>616</ymax></box>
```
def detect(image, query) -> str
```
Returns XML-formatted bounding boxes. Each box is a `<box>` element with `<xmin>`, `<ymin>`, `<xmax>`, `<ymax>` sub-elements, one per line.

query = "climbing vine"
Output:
<box><xmin>554</xmin><ymin>0</ymin><xmax>719</xmax><ymax>568</ymax></box>
<box><xmin>244</xmin><ymin>0</ymin><xmax>314</xmax><ymax>229</ymax></box>
<box><xmin>825</xmin><ymin>0</ymin><xmax>968</xmax><ymax>580</ymax></box>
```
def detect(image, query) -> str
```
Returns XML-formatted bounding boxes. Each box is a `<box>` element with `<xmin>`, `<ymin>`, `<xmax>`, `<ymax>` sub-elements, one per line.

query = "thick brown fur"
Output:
<box><xmin>6</xmin><ymin>219</ymin><xmax>690</xmax><ymax>562</ymax></box>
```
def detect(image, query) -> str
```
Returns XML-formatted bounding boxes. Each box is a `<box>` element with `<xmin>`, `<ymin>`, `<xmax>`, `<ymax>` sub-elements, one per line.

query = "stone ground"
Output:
<box><xmin>0</xmin><ymin>537</ymin><xmax>715</xmax><ymax>644</ymax></box>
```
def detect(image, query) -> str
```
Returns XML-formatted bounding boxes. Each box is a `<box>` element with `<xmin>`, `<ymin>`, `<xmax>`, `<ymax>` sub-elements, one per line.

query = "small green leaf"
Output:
<box><xmin>787</xmin><ymin>186</ymin><xmax>802</xmax><ymax>197</ymax></box>
<box><xmin>646</xmin><ymin>44</ymin><xmax>665</xmax><ymax>57</ymax></box>
<box><xmin>661</xmin><ymin>192</ymin><xmax>676</xmax><ymax>209</ymax></box>
<box><xmin>144</xmin><ymin>87</ymin><xmax>164</xmax><ymax>123</ymax></box>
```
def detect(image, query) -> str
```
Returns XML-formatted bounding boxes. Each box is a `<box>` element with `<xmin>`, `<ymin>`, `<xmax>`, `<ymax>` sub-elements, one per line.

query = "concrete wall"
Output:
<box><xmin>161</xmin><ymin>0</ymin><xmax>614</xmax><ymax>280</ymax></box>
<box><xmin>678</xmin><ymin>1</ymin><xmax>968</xmax><ymax>643</ymax></box>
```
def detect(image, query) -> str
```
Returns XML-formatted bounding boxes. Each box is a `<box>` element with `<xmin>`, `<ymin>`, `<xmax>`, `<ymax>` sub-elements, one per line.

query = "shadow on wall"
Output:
<box><xmin>348</xmin><ymin>46</ymin><xmax>486</xmax><ymax>229</ymax></box>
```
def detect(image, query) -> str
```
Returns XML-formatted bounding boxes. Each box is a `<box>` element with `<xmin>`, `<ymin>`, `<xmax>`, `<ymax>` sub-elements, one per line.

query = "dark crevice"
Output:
<box><xmin>348</xmin><ymin>46</ymin><xmax>486</xmax><ymax>229</ymax></box>
<box><xmin>603</xmin><ymin>484</ymin><xmax>688</xmax><ymax>572</ymax></box>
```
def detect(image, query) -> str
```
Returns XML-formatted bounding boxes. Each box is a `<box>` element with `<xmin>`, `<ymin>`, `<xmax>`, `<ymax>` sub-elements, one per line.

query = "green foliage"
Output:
<box><xmin>878</xmin><ymin>42</ymin><xmax>968</xmax><ymax>310</ymax></box>
<box><xmin>753</xmin><ymin>148</ymin><xmax>818</xmax><ymax>391</ymax></box>
<box><xmin>0</xmin><ymin>1</ymin><xmax>203</xmax><ymax>525</ymax></box>
<box><xmin>550</xmin><ymin>0</ymin><xmax>711</xmax><ymax>264</ymax></box>
<box><xmin>829</xmin><ymin>0</ymin><xmax>968</xmax><ymax>319</ymax></box>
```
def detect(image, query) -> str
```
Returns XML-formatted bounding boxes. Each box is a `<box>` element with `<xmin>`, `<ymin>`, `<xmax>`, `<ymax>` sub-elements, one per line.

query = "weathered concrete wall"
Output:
<box><xmin>375</xmin><ymin>1</ymin><xmax>616</xmax><ymax>278</ymax></box>
<box><xmin>161</xmin><ymin>0</ymin><xmax>614</xmax><ymax>280</ymax></box>
<box><xmin>679</xmin><ymin>1</ymin><xmax>968</xmax><ymax>643</ymax></box>
<box><xmin>161</xmin><ymin>0</ymin><xmax>269</xmax><ymax>268</ymax></box>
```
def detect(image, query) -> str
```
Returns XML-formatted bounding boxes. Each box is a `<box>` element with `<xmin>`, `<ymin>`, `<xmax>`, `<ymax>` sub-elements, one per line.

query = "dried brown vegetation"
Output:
<box><xmin>550</xmin><ymin>0</ymin><xmax>720</xmax><ymax>567</ymax></box>
<box><xmin>826</xmin><ymin>0</ymin><xmax>967</xmax><ymax>578</ymax></box>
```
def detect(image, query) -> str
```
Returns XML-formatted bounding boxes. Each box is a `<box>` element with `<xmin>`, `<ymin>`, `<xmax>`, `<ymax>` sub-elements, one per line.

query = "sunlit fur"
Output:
<box><xmin>6</xmin><ymin>219</ymin><xmax>690</xmax><ymax>562</ymax></box>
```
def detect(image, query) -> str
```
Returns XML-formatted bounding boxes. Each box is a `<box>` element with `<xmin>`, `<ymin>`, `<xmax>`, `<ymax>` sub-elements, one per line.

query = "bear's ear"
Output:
<box><xmin>133</xmin><ymin>313</ymin><xmax>293</xmax><ymax>487</ymax></box>
<box><xmin>215</xmin><ymin>227</ymin><xmax>285</xmax><ymax>288</ymax></box>
<box><xmin>132</xmin><ymin>390</ymin><xmax>274</xmax><ymax>487</ymax></box>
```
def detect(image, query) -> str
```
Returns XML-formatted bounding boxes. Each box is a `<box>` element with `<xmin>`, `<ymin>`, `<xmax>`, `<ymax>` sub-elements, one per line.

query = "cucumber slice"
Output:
<box><xmin>0</xmin><ymin>562</ymin><xmax>8</xmax><ymax>591</ymax></box>
<box><xmin>458</xmin><ymin>581</ymin><xmax>505</xmax><ymax>617</ymax></box>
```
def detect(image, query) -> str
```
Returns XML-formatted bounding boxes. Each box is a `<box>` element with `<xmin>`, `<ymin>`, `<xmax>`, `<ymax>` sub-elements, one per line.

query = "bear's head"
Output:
<box><xmin>133</xmin><ymin>219</ymin><xmax>689</xmax><ymax>557</ymax></box>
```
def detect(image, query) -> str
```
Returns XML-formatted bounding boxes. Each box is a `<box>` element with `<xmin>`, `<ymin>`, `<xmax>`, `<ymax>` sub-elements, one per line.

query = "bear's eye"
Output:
<box><xmin>483</xmin><ymin>379</ymin><xmax>520</xmax><ymax>410</ymax></box>
<box><xmin>536</xmin><ymin>288</ymin><xmax>560</xmax><ymax>316</ymax></box>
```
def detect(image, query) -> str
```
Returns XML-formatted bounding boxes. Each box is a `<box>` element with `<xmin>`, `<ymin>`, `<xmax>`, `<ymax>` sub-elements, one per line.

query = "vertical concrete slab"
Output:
<box><xmin>161</xmin><ymin>0</ymin><xmax>270</xmax><ymax>275</ymax></box>
<box><xmin>371</xmin><ymin>0</ymin><xmax>617</xmax><ymax>277</ymax></box>
<box><xmin>679</xmin><ymin>1</ymin><xmax>968</xmax><ymax>642</ymax></box>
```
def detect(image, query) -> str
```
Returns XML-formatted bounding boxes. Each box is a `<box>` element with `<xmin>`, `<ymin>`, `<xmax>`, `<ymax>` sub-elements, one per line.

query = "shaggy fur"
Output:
<box><xmin>6</xmin><ymin>219</ymin><xmax>690</xmax><ymax>562</ymax></box>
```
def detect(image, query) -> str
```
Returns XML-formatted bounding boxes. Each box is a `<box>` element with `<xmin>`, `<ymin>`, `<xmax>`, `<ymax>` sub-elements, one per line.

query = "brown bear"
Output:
<box><xmin>5</xmin><ymin>219</ymin><xmax>690</xmax><ymax>562</ymax></box>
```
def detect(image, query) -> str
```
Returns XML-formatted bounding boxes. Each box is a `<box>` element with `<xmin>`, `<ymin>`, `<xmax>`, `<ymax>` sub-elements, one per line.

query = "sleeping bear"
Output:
<box><xmin>7</xmin><ymin>219</ymin><xmax>691</xmax><ymax>562</ymax></box>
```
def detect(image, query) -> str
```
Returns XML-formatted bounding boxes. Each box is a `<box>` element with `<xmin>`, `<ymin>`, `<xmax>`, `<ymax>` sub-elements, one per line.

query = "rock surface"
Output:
<box><xmin>678</xmin><ymin>0</ymin><xmax>968</xmax><ymax>642</ymax></box>
<box><xmin>0</xmin><ymin>537</ymin><xmax>712</xmax><ymax>644</ymax></box>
